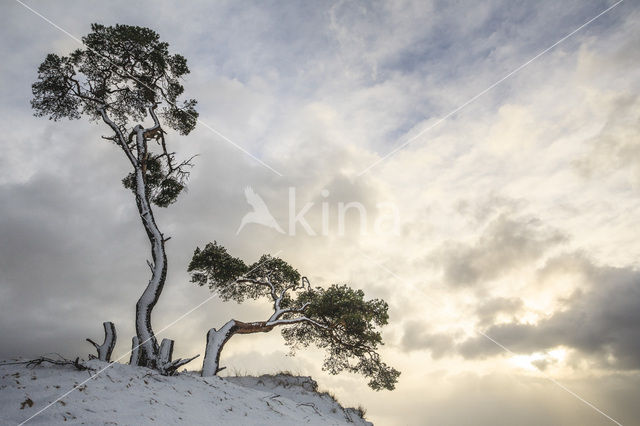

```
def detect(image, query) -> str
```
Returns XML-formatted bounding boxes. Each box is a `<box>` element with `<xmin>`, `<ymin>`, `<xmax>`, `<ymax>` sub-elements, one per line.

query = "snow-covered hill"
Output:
<box><xmin>0</xmin><ymin>359</ymin><xmax>372</xmax><ymax>425</ymax></box>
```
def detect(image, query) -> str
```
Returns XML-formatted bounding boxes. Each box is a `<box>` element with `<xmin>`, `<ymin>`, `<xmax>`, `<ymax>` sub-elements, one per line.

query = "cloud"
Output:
<box><xmin>2</xmin><ymin>1</ymin><xmax>640</xmax><ymax>425</ymax></box>
<box><xmin>400</xmin><ymin>320</ymin><xmax>458</xmax><ymax>357</ymax></box>
<box><xmin>576</xmin><ymin>94</ymin><xmax>640</xmax><ymax>187</ymax></box>
<box><xmin>475</xmin><ymin>296</ymin><xmax>524</xmax><ymax>327</ymax></box>
<box><xmin>460</xmin><ymin>254</ymin><xmax>640</xmax><ymax>370</ymax></box>
<box><xmin>399</xmin><ymin>296</ymin><xmax>524</xmax><ymax>357</ymax></box>
<box><xmin>0</xmin><ymin>172</ymin><xmax>139</xmax><ymax>358</ymax></box>
<box><xmin>432</xmin><ymin>213</ymin><xmax>566</xmax><ymax>286</ymax></box>
<box><xmin>367</xmin><ymin>370</ymin><xmax>640</xmax><ymax>426</ymax></box>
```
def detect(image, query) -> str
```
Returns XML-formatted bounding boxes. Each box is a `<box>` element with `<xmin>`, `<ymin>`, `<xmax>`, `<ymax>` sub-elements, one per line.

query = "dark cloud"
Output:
<box><xmin>475</xmin><ymin>296</ymin><xmax>524</xmax><ymax>327</ymax></box>
<box><xmin>0</xmin><ymin>171</ymin><xmax>142</xmax><ymax>358</ymax></box>
<box><xmin>460</xmin><ymin>255</ymin><xmax>640</xmax><ymax>370</ymax></box>
<box><xmin>369</xmin><ymin>371</ymin><xmax>640</xmax><ymax>426</ymax></box>
<box><xmin>400</xmin><ymin>320</ymin><xmax>458</xmax><ymax>357</ymax></box>
<box><xmin>531</xmin><ymin>357</ymin><xmax>557</xmax><ymax>371</ymax></box>
<box><xmin>2</xmin><ymin>1</ymin><xmax>639</xmax><ymax>425</ymax></box>
<box><xmin>433</xmin><ymin>213</ymin><xmax>566</xmax><ymax>286</ymax></box>
<box><xmin>399</xmin><ymin>297</ymin><xmax>524</xmax><ymax>356</ymax></box>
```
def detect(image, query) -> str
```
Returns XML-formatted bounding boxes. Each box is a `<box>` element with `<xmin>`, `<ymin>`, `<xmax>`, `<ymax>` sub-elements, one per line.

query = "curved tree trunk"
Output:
<box><xmin>202</xmin><ymin>320</ymin><xmax>274</xmax><ymax>376</ymax></box>
<box><xmin>202</xmin><ymin>321</ymin><xmax>236</xmax><ymax>377</ymax></box>
<box><xmin>98</xmin><ymin>110</ymin><xmax>169</xmax><ymax>370</ymax></box>
<box><xmin>133</xmin><ymin>127</ymin><xmax>167</xmax><ymax>368</ymax></box>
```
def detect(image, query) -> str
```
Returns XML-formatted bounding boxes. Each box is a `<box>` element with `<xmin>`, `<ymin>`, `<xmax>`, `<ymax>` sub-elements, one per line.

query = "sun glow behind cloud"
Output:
<box><xmin>510</xmin><ymin>348</ymin><xmax>568</xmax><ymax>372</ymax></box>
<box><xmin>2</xmin><ymin>0</ymin><xmax>640</xmax><ymax>425</ymax></box>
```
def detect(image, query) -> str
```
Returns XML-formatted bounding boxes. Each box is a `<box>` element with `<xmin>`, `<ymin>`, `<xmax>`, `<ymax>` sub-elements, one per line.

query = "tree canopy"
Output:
<box><xmin>31</xmin><ymin>23</ymin><xmax>198</xmax><ymax>207</ymax></box>
<box><xmin>188</xmin><ymin>242</ymin><xmax>400</xmax><ymax>390</ymax></box>
<box><xmin>32</xmin><ymin>23</ymin><xmax>197</xmax><ymax>131</ymax></box>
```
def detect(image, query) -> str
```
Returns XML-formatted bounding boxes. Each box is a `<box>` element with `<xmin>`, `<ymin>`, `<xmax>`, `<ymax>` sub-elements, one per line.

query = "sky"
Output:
<box><xmin>1</xmin><ymin>0</ymin><xmax>640</xmax><ymax>424</ymax></box>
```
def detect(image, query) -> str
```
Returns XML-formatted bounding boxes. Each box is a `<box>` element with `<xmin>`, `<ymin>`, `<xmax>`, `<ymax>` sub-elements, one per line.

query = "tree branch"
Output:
<box><xmin>279</xmin><ymin>302</ymin><xmax>311</xmax><ymax>315</ymax></box>
<box><xmin>86</xmin><ymin>338</ymin><xmax>99</xmax><ymax>350</ymax></box>
<box><xmin>266</xmin><ymin>316</ymin><xmax>329</xmax><ymax>329</ymax></box>
<box><xmin>1</xmin><ymin>356</ymin><xmax>88</xmax><ymax>371</ymax></box>
<box><xmin>144</xmin><ymin>103</ymin><xmax>162</xmax><ymax>134</ymax></box>
<box><xmin>98</xmin><ymin>107</ymin><xmax>137</xmax><ymax>167</ymax></box>
<box><xmin>85</xmin><ymin>321</ymin><xmax>117</xmax><ymax>362</ymax></box>
<box><xmin>237</xmin><ymin>277</ymin><xmax>278</xmax><ymax>302</ymax></box>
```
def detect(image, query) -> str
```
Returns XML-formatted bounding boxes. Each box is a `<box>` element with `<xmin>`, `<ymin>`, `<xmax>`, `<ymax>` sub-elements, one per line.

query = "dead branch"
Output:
<box><xmin>160</xmin><ymin>354</ymin><xmax>200</xmax><ymax>376</ymax></box>
<box><xmin>1</xmin><ymin>355</ymin><xmax>88</xmax><ymax>371</ymax></box>
<box><xmin>86</xmin><ymin>321</ymin><xmax>117</xmax><ymax>362</ymax></box>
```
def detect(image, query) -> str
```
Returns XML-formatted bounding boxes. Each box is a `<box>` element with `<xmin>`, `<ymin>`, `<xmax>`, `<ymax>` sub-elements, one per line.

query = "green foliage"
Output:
<box><xmin>188</xmin><ymin>242</ymin><xmax>400</xmax><ymax>390</ymax></box>
<box><xmin>32</xmin><ymin>23</ymin><xmax>198</xmax><ymax>133</ymax></box>
<box><xmin>245</xmin><ymin>255</ymin><xmax>301</xmax><ymax>296</ymax></box>
<box><xmin>31</xmin><ymin>54</ymin><xmax>82</xmax><ymax>121</ymax></box>
<box><xmin>188</xmin><ymin>242</ymin><xmax>301</xmax><ymax>303</ymax></box>
<box><xmin>188</xmin><ymin>242</ymin><xmax>249</xmax><ymax>300</ymax></box>
<box><xmin>31</xmin><ymin>23</ymin><xmax>199</xmax><ymax>208</ymax></box>
<box><xmin>283</xmin><ymin>285</ymin><xmax>400</xmax><ymax>391</ymax></box>
<box><xmin>122</xmin><ymin>156</ymin><xmax>184</xmax><ymax>207</ymax></box>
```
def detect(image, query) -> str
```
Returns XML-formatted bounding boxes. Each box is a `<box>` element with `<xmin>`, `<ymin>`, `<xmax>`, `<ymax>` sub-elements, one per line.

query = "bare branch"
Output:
<box><xmin>237</xmin><ymin>277</ymin><xmax>278</xmax><ymax>302</ymax></box>
<box><xmin>144</xmin><ymin>103</ymin><xmax>162</xmax><ymax>134</ymax></box>
<box><xmin>169</xmin><ymin>354</ymin><xmax>200</xmax><ymax>370</ymax></box>
<box><xmin>302</xmin><ymin>276</ymin><xmax>311</xmax><ymax>291</ymax></box>
<box><xmin>85</xmin><ymin>338</ymin><xmax>99</xmax><ymax>350</ymax></box>
<box><xmin>98</xmin><ymin>107</ymin><xmax>137</xmax><ymax>167</ymax></box>
<box><xmin>161</xmin><ymin>354</ymin><xmax>200</xmax><ymax>376</ymax></box>
<box><xmin>275</xmin><ymin>287</ymin><xmax>288</xmax><ymax>309</ymax></box>
<box><xmin>1</xmin><ymin>356</ymin><xmax>88</xmax><ymax>371</ymax></box>
<box><xmin>85</xmin><ymin>321</ymin><xmax>117</xmax><ymax>362</ymax></box>
<box><xmin>101</xmin><ymin>135</ymin><xmax>118</xmax><ymax>143</ymax></box>
<box><xmin>279</xmin><ymin>302</ymin><xmax>311</xmax><ymax>316</ymax></box>
<box><xmin>266</xmin><ymin>316</ymin><xmax>329</xmax><ymax>330</ymax></box>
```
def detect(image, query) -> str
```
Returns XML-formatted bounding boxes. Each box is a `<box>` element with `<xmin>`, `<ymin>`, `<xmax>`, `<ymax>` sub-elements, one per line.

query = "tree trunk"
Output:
<box><xmin>130</xmin><ymin>336</ymin><xmax>140</xmax><ymax>366</ymax></box>
<box><xmin>202</xmin><ymin>320</ymin><xmax>274</xmax><ymax>376</ymax></box>
<box><xmin>158</xmin><ymin>338</ymin><xmax>174</xmax><ymax>366</ymax></box>
<box><xmin>202</xmin><ymin>321</ymin><xmax>236</xmax><ymax>377</ymax></box>
<box><xmin>97</xmin><ymin>111</ymin><xmax>168</xmax><ymax>370</ymax></box>
<box><xmin>86</xmin><ymin>321</ymin><xmax>116</xmax><ymax>362</ymax></box>
<box><xmin>133</xmin><ymin>128</ymin><xmax>167</xmax><ymax>368</ymax></box>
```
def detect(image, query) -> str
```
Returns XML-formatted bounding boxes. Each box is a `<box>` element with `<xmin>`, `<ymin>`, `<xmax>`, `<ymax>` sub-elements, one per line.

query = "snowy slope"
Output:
<box><xmin>0</xmin><ymin>359</ymin><xmax>372</xmax><ymax>425</ymax></box>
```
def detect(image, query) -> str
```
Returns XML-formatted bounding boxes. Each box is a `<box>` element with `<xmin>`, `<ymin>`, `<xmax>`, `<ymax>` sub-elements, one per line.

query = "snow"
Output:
<box><xmin>0</xmin><ymin>360</ymin><xmax>372</xmax><ymax>425</ymax></box>
<box><xmin>203</xmin><ymin>321</ymin><xmax>235</xmax><ymax>377</ymax></box>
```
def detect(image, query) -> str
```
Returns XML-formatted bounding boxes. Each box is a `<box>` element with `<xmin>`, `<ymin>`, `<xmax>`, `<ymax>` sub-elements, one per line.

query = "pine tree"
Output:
<box><xmin>32</xmin><ymin>23</ymin><xmax>198</xmax><ymax>371</ymax></box>
<box><xmin>189</xmin><ymin>242</ymin><xmax>400</xmax><ymax>390</ymax></box>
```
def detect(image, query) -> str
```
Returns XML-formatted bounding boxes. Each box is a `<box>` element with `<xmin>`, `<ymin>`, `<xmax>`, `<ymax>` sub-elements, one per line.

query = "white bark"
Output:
<box><xmin>86</xmin><ymin>321</ymin><xmax>117</xmax><ymax>362</ymax></box>
<box><xmin>132</xmin><ymin>120</ymin><xmax>167</xmax><ymax>368</ymax></box>
<box><xmin>266</xmin><ymin>317</ymin><xmax>326</xmax><ymax>328</ymax></box>
<box><xmin>158</xmin><ymin>338</ymin><xmax>174</xmax><ymax>366</ymax></box>
<box><xmin>99</xmin><ymin>106</ymin><xmax>168</xmax><ymax>369</ymax></box>
<box><xmin>98</xmin><ymin>107</ymin><xmax>137</xmax><ymax>167</ymax></box>
<box><xmin>129</xmin><ymin>336</ymin><xmax>140</xmax><ymax>366</ymax></box>
<box><xmin>157</xmin><ymin>338</ymin><xmax>199</xmax><ymax>376</ymax></box>
<box><xmin>201</xmin><ymin>279</ymin><xmax>326</xmax><ymax>377</ymax></box>
<box><xmin>202</xmin><ymin>321</ymin><xmax>236</xmax><ymax>377</ymax></box>
<box><xmin>201</xmin><ymin>316</ymin><xmax>326</xmax><ymax>377</ymax></box>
